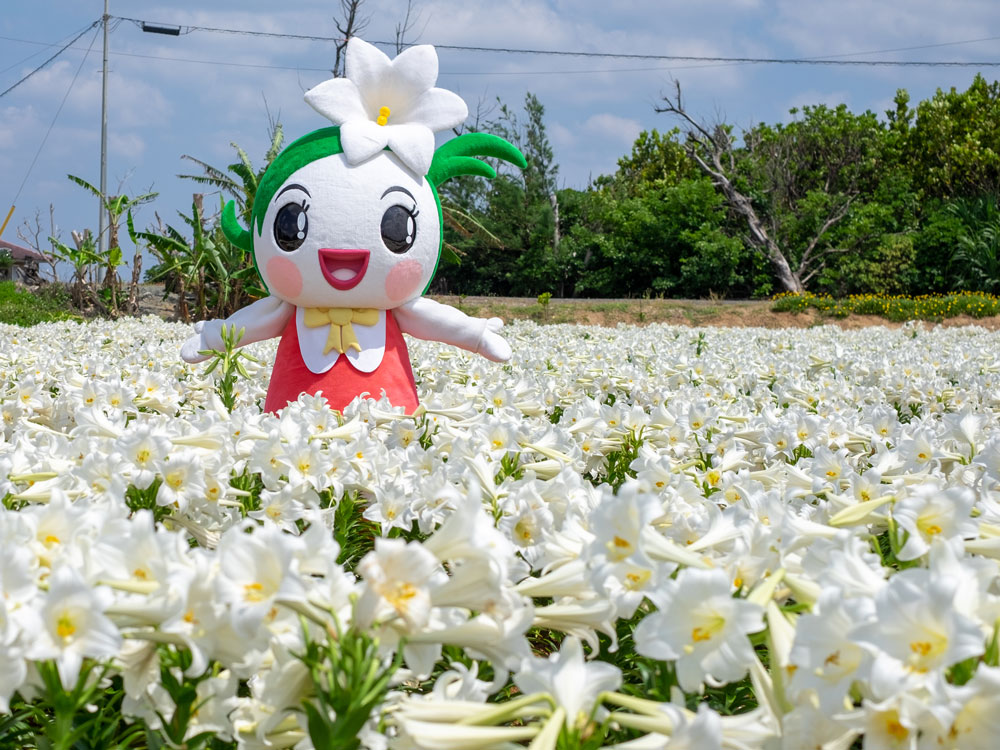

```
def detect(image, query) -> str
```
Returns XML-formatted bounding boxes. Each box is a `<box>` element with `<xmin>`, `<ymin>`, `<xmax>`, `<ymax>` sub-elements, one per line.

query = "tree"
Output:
<box><xmin>892</xmin><ymin>75</ymin><xmax>1000</xmax><ymax>201</ymax></box>
<box><xmin>564</xmin><ymin>178</ymin><xmax>744</xmax><ymax>298</ymax></box>
<box><xmin>656</xmin><ymin>82</ymin><xmax>885</xmax><ymax>292</ymax></box>
<box><xmin>612</xmin><ymin>128</ymin><xmax>693</xmax><ymax>195</ymax></box>
<box><xmin>491</xmin><ymin>93</ymin><xmax>563</xmax><ymax>294</ymax></box>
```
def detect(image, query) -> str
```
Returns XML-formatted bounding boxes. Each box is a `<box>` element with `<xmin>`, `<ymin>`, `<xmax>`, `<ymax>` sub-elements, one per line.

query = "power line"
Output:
<box><xmin>0</xmin><ymin>22</ymin><xmax>101</xmax><ymax>76</ymax></box>
<box><xmin>0</xmin><ymin>21</ymin><xmax>101</xmax><ymax>99</ymax></box>
<box><xmin>89</xmin><ymin>47</ymin><xmax>330</xmax><ymax>72</ymax></box>
<box><xmin>6</xmin><ymin>20</ymin><xmax>1000</xmax><ymax>77</ymax></box>
<box><xmin>8</xmin><ymin>24</ymin><xmax>102</xmax><ymax>209</ymax></box>
<box><xmin>105</xmin><ymin>15</ymin><xmax>1000</xmax><ymax>67</ymax></box>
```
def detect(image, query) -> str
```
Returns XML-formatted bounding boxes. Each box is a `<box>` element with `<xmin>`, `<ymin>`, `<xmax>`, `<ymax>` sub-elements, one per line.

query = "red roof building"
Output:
<box><xmin>0</xmin><ymin>238</ymin><xmax>47</xmax><ymax>282</ymax></box>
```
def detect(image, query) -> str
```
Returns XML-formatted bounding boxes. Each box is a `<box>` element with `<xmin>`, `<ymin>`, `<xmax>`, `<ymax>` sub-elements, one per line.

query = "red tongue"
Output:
<box><xmin>318</xmin><ymin>248</ymin><xmax>370</xmax><ymax>291</ymax></box>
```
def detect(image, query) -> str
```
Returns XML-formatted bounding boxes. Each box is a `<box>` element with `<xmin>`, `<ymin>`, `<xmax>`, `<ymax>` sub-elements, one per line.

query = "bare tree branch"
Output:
<box><xmin>657</xmin><ymin>81</ymin><xmax>804</xmax><ymax>292</ymax></box>
<box><xmin>797</xmin><ymin>197</ymin><xmax>855</xmax><ymax>277</ymax></box>
<box><xmin>394</xmin><ymin>0</ymin><xmax>422</xmax><ymax>54</ymax></box>
<box><xmin>332</xmin><ymin>0</ymin><xmax>371</xmax><ymax>77</ymax></box>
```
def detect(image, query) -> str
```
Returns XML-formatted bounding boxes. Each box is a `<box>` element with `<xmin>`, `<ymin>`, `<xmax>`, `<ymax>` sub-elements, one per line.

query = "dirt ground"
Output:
<box><xmin>432</xmin><ymin>295</ymin><xmax>1000</xmax><ymax>330</ymax></box>
<box><xmin>133</xmin><ymin>285</ymin><xmax>1000</xmax><ymax>330</ymax></box>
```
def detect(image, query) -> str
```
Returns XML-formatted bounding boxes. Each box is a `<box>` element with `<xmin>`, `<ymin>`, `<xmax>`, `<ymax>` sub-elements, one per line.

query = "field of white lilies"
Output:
<box><xmin>3</xmin><ymin>315</ymin><xmax>1000</xmax><ymax>749</ymax></box>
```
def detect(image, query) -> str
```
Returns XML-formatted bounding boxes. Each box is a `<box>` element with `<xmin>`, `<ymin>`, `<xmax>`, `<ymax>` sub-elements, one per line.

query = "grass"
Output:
<box><xmin>0</xmin><ymin>282</ymin><xmax>78</xmax><ymax>326</ymax></box>
<box><xmin>772</xmin><ymin>290</ymin><xmax>1000</xmax><ymax>322</ymax></box>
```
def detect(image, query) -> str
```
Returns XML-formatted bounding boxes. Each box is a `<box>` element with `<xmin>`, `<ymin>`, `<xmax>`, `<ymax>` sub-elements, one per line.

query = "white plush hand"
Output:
<box><xmin>477</xmin><ymin>317</ymin><xmax>512</xmax><ymax>362</ymax></box>
<box><xmin>180</xmin><ymin>320</ymin><xmax>218</xmax><ymax>364</ymax></box>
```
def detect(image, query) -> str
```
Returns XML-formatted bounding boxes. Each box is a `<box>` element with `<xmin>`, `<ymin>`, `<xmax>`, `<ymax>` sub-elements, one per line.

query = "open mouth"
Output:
<box><xmin>318</xmin><ymin>248</ymin><xmax>370</xmax><ymax>290</ymax></box>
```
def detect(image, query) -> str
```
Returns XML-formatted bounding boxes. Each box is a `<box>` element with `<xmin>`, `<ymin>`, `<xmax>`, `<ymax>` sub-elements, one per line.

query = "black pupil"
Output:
<box><xmin>381</xmin><ymin>205</ymin><xmax>416</xmax><ymax>254</ymax></box>
<box><xmin>274</xmin><ymin>202</ymin><xmax>307</xmax><ymax>252</ymax></box>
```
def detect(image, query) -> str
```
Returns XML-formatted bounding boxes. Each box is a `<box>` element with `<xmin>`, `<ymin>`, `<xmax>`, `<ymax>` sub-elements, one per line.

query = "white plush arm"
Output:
<box><xmin>180</xmin><ymin>296</ymin><xmax>294</xmax><ymax>364</ymax></box>
<box><xmin>394</xmin><ymin>297</ymin><xmax>512</xmax><ymax>362</ymax></box>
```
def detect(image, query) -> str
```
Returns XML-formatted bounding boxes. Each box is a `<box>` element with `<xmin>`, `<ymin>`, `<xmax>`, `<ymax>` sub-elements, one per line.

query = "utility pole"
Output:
<box><xmin>98</xmin><ymin>0</ymin><xmax>109</xmax><ymax>255</ymax></box>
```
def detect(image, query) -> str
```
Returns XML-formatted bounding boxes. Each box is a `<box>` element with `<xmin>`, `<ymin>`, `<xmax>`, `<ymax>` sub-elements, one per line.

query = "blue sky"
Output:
<box><xmin>3</xmin><ymin>0</ymin><xmax>1000</xmax><ymax>260</ymax></box>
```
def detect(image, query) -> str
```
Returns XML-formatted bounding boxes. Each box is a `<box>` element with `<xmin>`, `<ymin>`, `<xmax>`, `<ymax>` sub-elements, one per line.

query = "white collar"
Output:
<box><xmin>295</xmin><ymin>307</ymin><xmax>386</xmax><ymax>374</ymax></box>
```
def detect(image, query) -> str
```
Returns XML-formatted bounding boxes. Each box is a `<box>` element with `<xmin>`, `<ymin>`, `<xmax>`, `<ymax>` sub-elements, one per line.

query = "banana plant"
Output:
<box><xmin>67</xmin><ymin>174</ymin><xmax>156</xmax><ymax>315</ymax></box>
<box><xmin>129</xmin><ymin>196</ymin><xmax>264</xmax><ymax>322</ymax></box>
<box><xmin>48</xmin><ymin>230</ymin><xmax>102</xmax><ymax>309</ymax></box>
<box><xmin>178</xmin><ymin>122</ymin><xmax>284</xmax><ymax>223</ymax></box>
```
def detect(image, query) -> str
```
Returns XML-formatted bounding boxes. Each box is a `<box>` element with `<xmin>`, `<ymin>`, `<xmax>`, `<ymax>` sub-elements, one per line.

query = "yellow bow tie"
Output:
<box><xmin>303</xmin><ymin>307</ymin><xmax>379</xmax><ymax>355</ymax></box>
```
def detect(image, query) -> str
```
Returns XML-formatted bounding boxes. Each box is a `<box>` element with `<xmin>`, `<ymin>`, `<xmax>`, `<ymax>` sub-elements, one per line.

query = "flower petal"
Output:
<box><xmin>303</xmin><ymin>78</ymin><xmax>367</xmax><ymax>124</ymax></box>
<box><xmin>391</xmin><ymin>44</ymin><xmax>439</xmax><ymax>101</ymax></box>
<box><xmin>386</xmin><ymin>124</ymin><xmax>436</xmax><ymax>176</ymax></box>
<box><xmin>405</xmin><ymin>88</ymin><xmax>469</xmax><ymax>132</ymax></box>
<box><xmin>340</xmin><ymin>120</ymin><xmax>389</xmax><ymax>165</ymax></box>
<box><xmin>345</xmin><ymin>38</ymin><xmax>394</xmax><ymax>113</ymax></box>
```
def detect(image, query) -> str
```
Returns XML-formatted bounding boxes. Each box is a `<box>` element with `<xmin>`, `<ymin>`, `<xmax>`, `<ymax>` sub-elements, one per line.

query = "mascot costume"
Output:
<box><xmin>181</xmin><ymin>38</ymin><xmax>526</xmax><ymax>413</ymax></box>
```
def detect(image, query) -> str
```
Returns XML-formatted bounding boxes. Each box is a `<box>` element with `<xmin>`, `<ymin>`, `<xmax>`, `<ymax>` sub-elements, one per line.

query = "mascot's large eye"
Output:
<box><xmin>380</xmin><ymin>204</ymin><xmax>418</xmax><ymax>254</ymax></box>
<box><xmin>273</xmin><ymin>201</ymin><xmax>309</xmax><ymax>252</ymax></box>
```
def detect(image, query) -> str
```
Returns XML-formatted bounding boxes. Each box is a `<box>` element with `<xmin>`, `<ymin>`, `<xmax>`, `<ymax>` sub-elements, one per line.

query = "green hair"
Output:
<box><xmin>221</xmin><ymin>126</ymin><xmax>527</xmax><ymax>292</ymax></box>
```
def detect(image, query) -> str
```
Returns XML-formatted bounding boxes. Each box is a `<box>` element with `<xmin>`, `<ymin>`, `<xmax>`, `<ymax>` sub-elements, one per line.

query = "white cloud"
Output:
<box><xmin>549</xmin><ymin>121</ymin><xmax>577</xmax><ymax>149</ymax></box>
<box><xmin>111</xmin><ymin>132</ymin><xmax>146</xmax><ymax>160</ymax></box>
<box><xmin>769</xmin><ymin>0</ymin><xmax>1000</xmax><ymax>57</ymax></box>
<box><xmin>581</xmin><ymin>113</ymin><xmax>642</xmax><ymax>148</ymax></box>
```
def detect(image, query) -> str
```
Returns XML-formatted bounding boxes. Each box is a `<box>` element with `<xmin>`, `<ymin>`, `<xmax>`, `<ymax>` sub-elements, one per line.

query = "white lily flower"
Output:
<box><xmin>214</xmin><ymin>522</ymin><xmax>308</xmax><ymax>638</ymax></box>
<box><xmin>634</xmin><ymin>567</ymin><xmax>764</xmax><ymax>692</ymax></box>
<box><xmin>892</xmin><ymin>484</ymin><xmax>976</xmax><ymax>561</ymax></box>
<box><xmin>787</xmin><ymin>587</ymin><xmax>875</xmax><ymax>713</ymax></box>
<box><xmin>304</xmin><ymin>37</ymin><xmax>468</xmax><ymax>175</ymax></box>
<box><xmin>0</xmin><ymin>598</ymin><xmax>28</xmax><ymax>713</ymax></box>
<box><xmin>25</xmin><ymin>565</ymin><xmax>122</xmax><ymax>688</ymax></box>
<box><xmin>514</xmin><ymin>636</ymin><xmax>621</xmax><ymax>731</ymax></box>
<box><xmin>851</xmin><ymin>568</ymin><xmax>985</xmax><ymax>699</ymax></box>
<box><xmin>918</xmin><ymin>665</ymin><xmax>1000</xmax><ymax>749</ymax></box>
<box><xmin>356</xmin><ymin>537</ymin><xmax>446</xmax><ymax>631</ymax></box>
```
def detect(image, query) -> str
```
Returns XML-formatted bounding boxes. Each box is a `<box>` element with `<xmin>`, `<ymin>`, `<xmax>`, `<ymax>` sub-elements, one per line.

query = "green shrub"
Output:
<box><xmin>0</xmin><ymin>281</ymin><xmax>77</xmax><ymax>326</ymax></box>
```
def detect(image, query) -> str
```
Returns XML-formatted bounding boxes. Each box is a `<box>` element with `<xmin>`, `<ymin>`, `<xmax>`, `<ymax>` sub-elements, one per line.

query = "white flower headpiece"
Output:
<box><xmin>304</xmin><ymin>38</ymin><xmax>468</xmax><ymax>176</ymax></box>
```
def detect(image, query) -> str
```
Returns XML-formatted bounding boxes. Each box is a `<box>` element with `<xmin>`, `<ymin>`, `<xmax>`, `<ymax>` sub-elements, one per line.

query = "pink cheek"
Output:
<box><xmin>265</xmin><ymin>256</ymin><xmax>303</xmax><ymax>300</ymax></box>
<box><xmin>384</xmin><ymin>259</ymin><xmax>424</xmax><ymax>302</ymax></box>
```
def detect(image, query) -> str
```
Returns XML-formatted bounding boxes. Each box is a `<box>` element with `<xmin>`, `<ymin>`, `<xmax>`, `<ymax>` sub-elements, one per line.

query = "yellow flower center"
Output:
<box><xmin>886</xmin><ymin>717</ymin><xmax>908</xmax><ymax>741</ymax></box>
<box><xmin>691</xmin><ymin>615</ymin><xmax>726</xmax><ymax>645</ymax></box>
<box><xmin>624</xmin><ymin>570</ymin><xmax>651</xmax><ymax>590</ymax></box>
<box><xmin>917</xmin><ymin>516</ymin><xmax>943</xmax><ymax>536</ymax></box>
<box><xmin>386</xmin><ymin>581</ymin><xmax>417</xmax><ymax>610</ymax></box>
<box><xmin>376</xmin><ymin>106</ymin><xmax>391</xmax><ymax>126</ymax></box>
<box><xmin>56</xmin><ymin>613</ymin><xmax>76</xmax><ymax>640</ymax></box>
<box><xmin>906</xmin><ymin>636</ymin><xmax>946</xmax><ymax>673</ymax></box>
<box><xmin>244</xmin><ymin>582</ymin><xmax>267</xmax><ymax>602</ymax></box>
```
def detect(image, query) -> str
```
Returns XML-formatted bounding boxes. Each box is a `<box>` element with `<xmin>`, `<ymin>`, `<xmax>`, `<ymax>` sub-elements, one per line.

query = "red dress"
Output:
<box><xmin>263</xmin><ymin>309</ymin><xmax>419</xmax><ymax>414</ymax></box>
